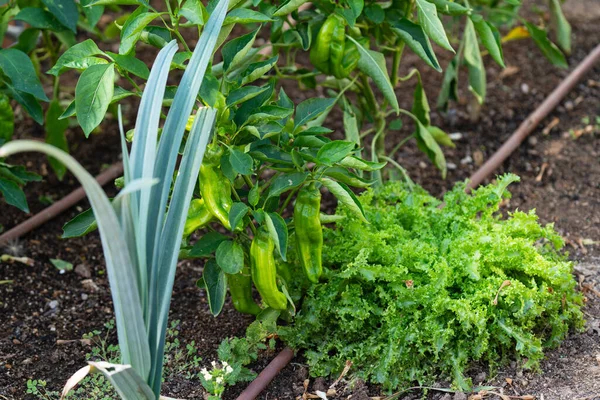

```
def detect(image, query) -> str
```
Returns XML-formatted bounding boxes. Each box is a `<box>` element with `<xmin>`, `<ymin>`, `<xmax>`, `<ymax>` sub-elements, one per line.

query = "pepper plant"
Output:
<box><xmin>64</xmin><ymin>16</ymin><xmax>386</xmax><ymax>318</ymax></box>
<box><xmin>252</xmin><ymin>0</ymin><xmax>572</xmax><ymax>178</ymax></box>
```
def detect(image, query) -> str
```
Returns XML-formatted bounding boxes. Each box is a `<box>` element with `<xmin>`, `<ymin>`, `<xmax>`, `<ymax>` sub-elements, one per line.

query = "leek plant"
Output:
<box><xmin>0</xmin><ymin>0</ymin><xmax>228</xmax><ymax>397</ymax></box>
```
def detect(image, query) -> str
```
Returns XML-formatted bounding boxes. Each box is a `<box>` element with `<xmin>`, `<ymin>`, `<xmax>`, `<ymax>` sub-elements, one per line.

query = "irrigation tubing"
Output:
<box><xmin>467</xmin><ymin>43</ymin><xmax>600</xmax><ymax>190</ymax></box>
<box><xmin>0</xmin><ymin>39</ymin><xmax>597</xmax><ymax>400</ymax></box>
<box><xmin>236</xmin><ymin>347</ymin><xmax>295</xmax><ymax>400</ymax></box>
<box><xmin>0</xmin><ymin>162</ymin><xmax>123</xmax><ymax>247</ymax></box>
<box><xmin>235</xmin><ymin>43</ymin><xmax>600</xmax><ymax>399</ymax></box>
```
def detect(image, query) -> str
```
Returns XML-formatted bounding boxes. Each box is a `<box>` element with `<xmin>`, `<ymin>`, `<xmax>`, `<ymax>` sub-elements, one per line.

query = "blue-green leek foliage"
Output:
<box><xmin>0</xmin><ymin>0</ymin><xmax>228</xmax><ymax>397</ymax></box>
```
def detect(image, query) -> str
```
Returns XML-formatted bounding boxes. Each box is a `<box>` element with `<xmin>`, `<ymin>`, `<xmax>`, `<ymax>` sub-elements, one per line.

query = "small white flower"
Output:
<box><xmin>211</xmin><ymin>361</ymin><xmax>217</xmax><ymax>368</ymax></box>
<box><xmin>215</xmin><ymin>377</ymin><xmax>223</xmax><ymax>384</ymax></box>
<box><xmin>200</xmin><ymin>368</ymin><xmax>212</xmax><ymax>381</ymax></box>
<box><xmin>222</xmin><ymin>361</ymin><xmax>229</xmax><ymax>367</ymax></box>
<box><xmin>225</xmin><ymin>365</ymin><xmax>233</xmax><ymax>374</ymax></box>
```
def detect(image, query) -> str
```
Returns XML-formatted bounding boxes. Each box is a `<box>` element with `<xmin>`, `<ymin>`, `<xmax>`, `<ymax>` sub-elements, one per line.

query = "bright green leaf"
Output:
<box><xmin>549</xmin><ymin>0</ymin><xmax>571</xmax><ymax>54</ymax></box>
<box><xmin>228</xmin><ymin>202</ymin><xmax>249</xmax><ymax>231</ymax></box>
<box><xmin>316</xmin><ymin>141</ymin><xmax>356</xmax><ymax>166</ymax></box>
<box><xmin>464</xmin><ymin>18</ymin><xmax>486</xmax><ymax>104</ymax></box>
<box><xmin>222</xmin><ymin>29</ymin><xmax>258</xmax><ymax>72</ymax></box>
<box><xmin>524</xmin><ymin>21</ymin><xmax>568</xmax><ymax>69</ymax></box>
<box><xmin>203</xmin><ymin>259</ymin><xmax>227</xmax><ymax>316</ymax></box>
<box><xmin>62</xmin><ymin>208</ymin><xmax>98</xmax><ymax>238</ymax></box>
<box><xmin>294</xmin><ymin>98</ymin><xmax>336</xmax><ymax>130</ymax></box>
<box><xmin>224</xmin><ymin>8</ymin><xmax>272</xmax><ymax>25</ymax></box>
<box><xmin>14</xmin><ymin>7</ymin><xmax>64</xmax><ymax>31</ymax></box>
<box><xmin>415</xmin><ymin>0</ymin><xmax>454</xmax><ymax>53</ymax></box>
<box><xmin>268</xmin><ymin>172</ymin><xmax>309</xmax><ymax>198</ymax></box>
<box><xmin>320</xmin><ymin>177</ymin><xmax>367</xmax><ymax>223</ymax></box>
<box><xmin>265</xmin><ymin>212</ymin><xmax>288</xmax><ymax>261</ymax></box>
<box><xmin>226</xmin><ymin>86</ymin><xmax>268</xmax><ymax>108</ymax></box>
<box><xmin>347</xmin><ymin>37</ymin><xmax>400</xmax><ymax>113</ymax></box>
<box><xmin>45</xmin><ymin>101</ymin><xmax>69</xmax><ymax>180</ymax></box>
<box><xmin>471</xmin><ymin>15</ymin><xmax>505</xmax><ymax>68</ymax></box>
<box><xmin>274</xmin><ymin>0</ymin><xmax>307</xmax><ymax>17</ymax></box>
<box><xmin>228</xmin><ymin>149</ymin><xmax>254</xmax><ymax>176</ymax></box>
<box><xmin>48</xmin><ymin>39</ymin><xmax>105</xmax><ymax>76</ymax></box>
<box><xmin>0</xmin><ymin>178</ymin><xmax>29</xmax><ymax>212</ymax></box>
<box><xmin>5</xmin><ymin>85</ymin><xmax>43</xmax><ymax>125</ymax></box>
<box><xmin>0</xmin><ymin>48</ymin><xmax>48</xmax><ymax>101</ymax></box>
<box><xmin>75</xmin><ymin>63</ymin><xmax>115</xmax><ymax>137</ymax></box>
<box><xmin>107</xmin><ymin>52</ymin><xmax>150</xmax><ymax>79</ymax></box>
<box><xmin>50</xmin><ymin>258</ymin><xmax>74</xmax><ymax>271</ymax></box>
<box><xmin>189</xmin><ymin>232</ymin><xmax>228</xmax><ymax>258</ymax></box>
<box><xmin>391</xmin><ymin>19</ymin><xmax>441</xmax><ymax>72</ymax></box>
<box><xmin>120</xmin><ymin>8</ymin><xmax>160</xmax><ymax>55</ymax></box>
<box><xmin>41</xmin><ymin>0</ymin><xmax>78</xmax><ymax>32</ymax></box>
<box><xmin>216</xmin><ymin>240</ymin><xmax>244</xmax><ymax>274</ymax></box>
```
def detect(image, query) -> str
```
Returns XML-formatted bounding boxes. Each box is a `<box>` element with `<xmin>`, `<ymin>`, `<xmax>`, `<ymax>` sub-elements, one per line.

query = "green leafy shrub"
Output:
<box><xmin>281</xmin><ymin>174</ymin><xmax>584</xmax><ymax>391</ymax></box>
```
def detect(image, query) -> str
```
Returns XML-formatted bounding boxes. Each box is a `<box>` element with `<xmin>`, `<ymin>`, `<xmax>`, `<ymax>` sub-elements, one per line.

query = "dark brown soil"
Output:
<box><xmin>1</xmin><ymin>0</ymin><xmax>599</xmax><ymax>399</ymax></box>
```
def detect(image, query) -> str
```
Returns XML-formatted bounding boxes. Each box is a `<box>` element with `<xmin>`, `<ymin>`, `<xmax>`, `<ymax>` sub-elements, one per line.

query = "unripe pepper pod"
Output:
<box><xmin>183</xmin><ymin>198</ymin><xmax>213</xmax><ymax>237</ymax></box>
<box><xmin>310</xmin><ymin>14</ymin><xmax>359</xmax><ymax>79</ymax></box>
<box><xmin>250</xmin><ymin>228</ymin><xmax>288</xmax><ymax>310</ymax></box>
<box><xmin>310</xmin><ymin>15</ymin><xmax>341</xmax><ymax>75</ymax></box>
<box><xmin>198</xmin><ymin>145</ymin><xmax>233</xmax><ymax>230</ymax></box>
<box><xmin>293</xmin><ymin>182</ymin><xmax>323</xmax><ymax>283</ymax></box>
<box><xmin>227</xmin><ymin>265</ymin><xmax>262</xmax><ymax>315</ymax></box>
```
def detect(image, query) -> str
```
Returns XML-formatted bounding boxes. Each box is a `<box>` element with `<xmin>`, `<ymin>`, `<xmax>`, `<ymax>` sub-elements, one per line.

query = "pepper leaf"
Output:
<box><xmin>294</xmin><ymin>98</ymin><xmax>336</xmax><ymax>130</ymax></box>
<box><xmin>415</xmin><ymin>0</ymin><xmax>454</xmax><ymax>53</ymax></box>
<box><xmin>347</xmin><ymin>37</ymin><xmax>399</xmax><ymax>113</ymax></box>
<box><xmin>471</xmin><ymin>15</ymin><xmax>505</xmax><ymax>68</ymax></box>
<box><xmin>274</xmin><ymin>0</ymin><xmax>308</xmax><ymax>17</ymax></box>
<box><xmin>119</xmin><ymin>7</ymin><xmax>160</xmax><ymax>55</ymax></box>
<box><xmin>415</xmin><ymin>119</ymin><xmax>447</xmax><ymax>178</ymax></box>
<box><xmin>216</xmin><ymin>240</ymin><xmax>244</xmax><ymax>274</ymax></box>
<box><xmin>316</xmin><ymin>141</ymin><xmax>356</xmax><ymax>166</ymax></box>
<box><xmin>45</xmin><ymin>101</ymin><xmax>69</xmax><ymax>180</ymax></box>
<box><xmin>202</xmin><ymin>259</ymin><xmax>227</xmax><ymax>316</ymax></box>
<box><xmin>268</xmin><ymin>172</ymin><xmax>309</xmax><ymax>198</ymax></box>
<box><xmin>265</xmin><ymin>212</ymin><xmax>288</xmax><ymax>261</ymax></box>
<box><xmin>320</xmin><ymin>177</ymin><xmax>367</xmax><ymax>223</ymax></box>
<box><xmin>62</xmin><ymin>208</ymin><xmax>98</xmax><ymax>238</ymax></box>
<box><xmin>48</xmin><ymin>39</ymin><xmax>105</xmax><ymax>76</ymax></box>
<box><xmin>524</xmin><ymin>21</ymin><xmax>568</xmax><ymax>69</ymax></box>
<box><xmin>5</xmin><ymin>84</ymin><xmax>43</xmax><ymax>124</ymax></box>
<box><xmin>391</xmin><ymin>19</ymin><xmax>441</xmax><ymax>72</ymax></box>
<box><xmin>0</xmin><ymin>178</ymin><xmax>29</xmax><ymax>212</ymax></box>
<box><xmin>41</xmin><ymin>0</ymin><xmax>78</xmax><ymax>32</ymax></box>
<box><xmin>222</xmin><ymin>29</ymin><xmax>259</xmax><ymax>72</ymax></box>
<box><xmin>50</xmin><ymin>258</ymin><xmax>74</xmax><ymax>271</ymax></box>
<box><xmin>189</xmin><ymin>232</ymin><xmax>229</xmax><ymax>258</ymax></box>
<box><xmin>228</xmin><ymin>202</ymin><xmax>249</xmax><ymax>231</ymax></box>
<box><xmin>548</xmin><ymin>0</ymin><xmax>571</xmax><ymax>54</ymax></box>
<box><xmin>229</xmin><ymin>149</ymin><xmax>254</xmax><ymax>176</ymax></box>
<box><xmin>14</xmin><ymin>8</ymin><xmax>64</xmax><ymax>31</ymax></box>
<box><xmin>464</xmin><ymin>18</ymin><xmax>486</xmax><ymax>104</ymax></box>
<box><xmin>75</xmin><ymin>63</ymin><xmax>115</xmax><ymax>137</ymax></box>
<box><xmin>0</xmin><ymin>48</ymin><xmax>48</xmax><ymax>101</ymax></box>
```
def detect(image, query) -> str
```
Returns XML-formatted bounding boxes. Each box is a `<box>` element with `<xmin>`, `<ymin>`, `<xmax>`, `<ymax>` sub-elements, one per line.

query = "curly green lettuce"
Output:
<box><xmin>281</xmin><ymin>174</ymin><xmax>584</xmax><ymax>391</ymax></box>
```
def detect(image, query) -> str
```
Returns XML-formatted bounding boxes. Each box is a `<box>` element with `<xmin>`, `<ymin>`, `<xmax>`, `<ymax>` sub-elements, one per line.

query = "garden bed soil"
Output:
<box><xmin>1</xmin><ymin>0</ymin><xmax>600</xmax><ymax>398</ymax></box>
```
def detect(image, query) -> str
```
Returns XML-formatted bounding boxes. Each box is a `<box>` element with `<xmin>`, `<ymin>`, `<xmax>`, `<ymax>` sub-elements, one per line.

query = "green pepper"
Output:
<box><xmin>293</xmin><ymin>182</ymin><xmax>323</xmax><ymax>283</ymax></box>
<box><xmin>310</xmin><ymin>15</ymin><xmax>359</xmax><ymax>79</ymax></box>
<box><xmin>250</xmin><ymin>228</ymin><xmax>287</xmax><ymax>310</ymax></box>
<box><xmin>227</xmin><ymin>265</ymin><xmax>261</xmax><ymax>315</ymax></box>
<box><xmin>199</xmin><ymin>146</ymin><xmax>233</xmax><ymax>230</ymax></box>
<box><xmin>183</xmin><ymin>198</ymin><xmax>213</xmax><ymax>237</ymax></box>
<box><xmin>335</xmin><ymin>40</ymin><xmax>361</xmax><ymax>79</ymax></box>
